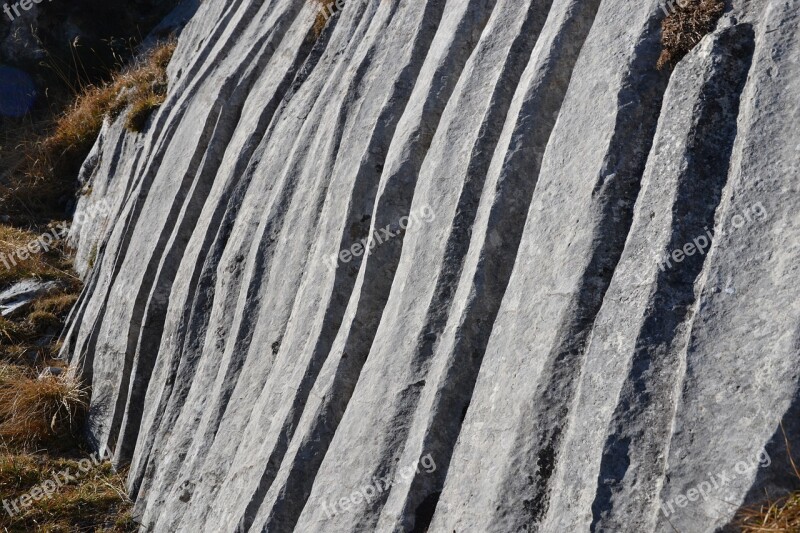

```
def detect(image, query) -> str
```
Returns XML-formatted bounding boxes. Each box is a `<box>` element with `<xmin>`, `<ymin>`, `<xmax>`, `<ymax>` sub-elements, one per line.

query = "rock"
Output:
<box><xmin>59</xmin><ymin>0</ymin><xmax>800</xmax><ymax>531</ymax></box>
<box><xmin>38</xmin><ymin>366</ymin><xmax>64</xmax><ymax>379</ymax></box>
<box><xmin>0</xmin><ymin>280</ymin><xmax>61</xmax><ymax>317</ymax></box>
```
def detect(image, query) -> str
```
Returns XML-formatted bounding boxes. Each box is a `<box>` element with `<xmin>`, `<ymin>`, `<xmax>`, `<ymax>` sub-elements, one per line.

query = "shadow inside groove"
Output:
<box><xmin>590</xmin><ymin>23</ymin><xmax>755</xmax><ymax>530</ymax></box>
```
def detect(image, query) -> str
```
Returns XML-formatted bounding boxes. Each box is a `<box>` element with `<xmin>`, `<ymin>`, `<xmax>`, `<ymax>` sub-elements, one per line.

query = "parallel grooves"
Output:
<box><xmin>64</xmin><ymin>0</ymin><xmax>264</xmax><ymax>390</ymax></box>
<box><xmin>471</xmin><ymin>8</ymin><xmax>671</xmax><ymax>531</ymax></box>
<box><xmin>589</xmin><ymin>23</ymin><xmax>755</xmax><ymax>531</ymax></box>
<box><xmin>126</xmin><ymin>4</ymin><xmax>322</xmax><ymax>496</ymax></box>
<box><xmin>379</xmin><ymin>0</ymin><xmax>606</xmax><ymax>528</ymax></box>
<box><xmin>294</xmin><ymin>0</ymin><xmax>560</xmax><ymax>529</ymax></box>
<box><xmin>113</xmin><ymin>19</ymin><xmax>307</xmax><ymax>465</ymax></box>
<box><xmin>102</xmin><ymin>93</ymin><xmax>230</xmax><ymax>454</ymax></box>
<box><xmin>116</xmin><ymin>137</ymin><xmax>147</xmax><ymax>212</ymax></box>
<box><xmin>67</xmin><ymin>109</ymin><xmax>181</xmax><ymax>389</ymax></box>
<box><xmin>228</xmin><ymin>0</ymin><xmax>452</xmax><ymax>528</ymax></box>
<box><xmin>132</xmin><ymin>7</ymin><xmax>355</xmax><ymax>520</ymax></box>
<box><xmin>141</xmin><ymin>3</ymin><xmax>384</xmax><ymax>528</ymax></box>
<box><xmin>187</xmin><ymin>0</ymin><xmax>415</xmax><ymax>525</ymax></box>
<box><xmin>215</xmin><ymin>18</ymin><xmax>386</xmax><ymax>530</ymax></box>
<box><xmin>55</xmin><ymin>0</ymin><xmax>798</xmax><ymax>531</ymax></box>
<box><xmin>252</xmin><ymin>0</ymin><xmax>500</xmax><ymax>530</ymax></box>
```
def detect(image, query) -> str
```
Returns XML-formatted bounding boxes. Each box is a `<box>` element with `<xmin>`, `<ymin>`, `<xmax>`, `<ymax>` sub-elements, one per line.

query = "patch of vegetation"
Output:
<box><xmin>657</xmin><ymin>0</ymin><xmax>725</xmax><ymax>70</ymax></box>
<box><xmin>313</xmin><ymin>0</ymin><xmax>338</xmax><ymax>38</ymax></box>
<box><xmin>0</xmin><ymin>42</ymin><xmax>164</xmax><ymax>532</ymax></box>
<box><xmin>0</xmin><ymin>226</ymin><xmax>82</xmax><ymax>368</ymax></box>
<box><xmin>0</xmin><ymin>450</ymin><xmax>136</xmax><ymax>532</ymax></box>
<box><xmin>0</xmin><ymin>359</ymin><xmax>136</xmax><ymax>531</ymax></box>
<box><xmin>0</xmin><ymin>224</ymin><xmax>77</xmax><ymax>288</ymax></box>
<box><xmin>0</xmin><ymin>40</ymin><xmax>176</xmax><ymax>224</ymax></box>
<box><xmin>0</xmin><ymin>363</ymin><xmax>86</xmax><ymax>447</ymax></box>
<box><xmin>734</xmin><ymin>429</ymin><xmax>800</xmax><ymax>532</ymax></box>
<box><xmin>0</xmin><ymin>271</ymin><xmax>134</xmax><ymax>531</ymax></box>
<box><xmin>33</xmin><ymin>293</ymin><xmax>80</xmax><ymax>316</ymax></box>
<box><xmin>0</xmin><ymin>315</ymin><xmax>137</xmax><ymax>531</ymax></box>
<box><xmin>736</xmin><ymin>491</ymin><xmax>800</xmax><ymax>532</ymax></box>
<box><xmin>0</xmin><ymin>18</ymin><xmax>177</xmax><ymax>533</ymax></box>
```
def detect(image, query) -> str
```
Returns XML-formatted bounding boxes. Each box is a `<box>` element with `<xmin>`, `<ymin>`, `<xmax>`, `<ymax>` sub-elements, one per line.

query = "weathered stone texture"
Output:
<box><xmin>62</xmin><ymin>0</ymin><xmax>800</xmax><ymax>531</ymax></box>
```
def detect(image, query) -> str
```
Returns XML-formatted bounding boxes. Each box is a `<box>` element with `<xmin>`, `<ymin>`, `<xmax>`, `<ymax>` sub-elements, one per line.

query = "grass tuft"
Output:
<box><xmin>0</xmin><ymin>317</ymin><xmax>29</xmax><ymax>345</ymax></box>
<box><xmin>125</xmin><ymin>90</ymin><xmax>167</xmax><ymax>133</ymax></box>
<box><xmin>657</xmin><ymin>0</ymin><xmax>725</xmax><ymax>70</ymax></box>
<box><xmin>33</xmin><ymin>293</ymin><xmax>80</xmax><ymax>316</ymax></box>
<box><xmin>0</xmin><ymin>224</ymin><xmax>76</xmax><ymax>287</ymax></box>
<box><xmin>27</xmin><ymin>310</ymin><xmax>62</xmax><ymax>331</ymax></box>
<box><xmin>0</xmin><ymin>364</ymin><xmax>88</xmax><ymax>448</ymax></box>
<box><xmin>736</xmin><ymin>492</ymin><xmax>800</xmax><ymax>532</ymax></box>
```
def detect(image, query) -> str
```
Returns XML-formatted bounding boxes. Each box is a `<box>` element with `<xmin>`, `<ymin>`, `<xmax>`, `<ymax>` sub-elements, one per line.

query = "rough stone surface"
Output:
<box><xmin>61</xmin><ymin>0</ymin><xmax>800</xmax><ymax>531</ymax></box>
<box><xmin>0</xmin><ymin>279</ymin><xmax>62</xmax><ymax>317</ymax></box>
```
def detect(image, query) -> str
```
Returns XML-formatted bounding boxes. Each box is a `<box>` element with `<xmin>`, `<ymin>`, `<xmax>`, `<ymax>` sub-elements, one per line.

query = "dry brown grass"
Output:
<box><xmin>0</xmin><ymin>222</ymin><xmax>80</xmax><ymax>363</ymax></box>
<box><xmin>0</xmin><ymin>317</ymin><xmax>29</xmax><ymax>346</ymax></box>
<box><xmin>657</xmin><ymin>0</ymin><xmax>725</xmax><ymax>70</ymax></box>
<box><xmin>0</xmin><ymin>224</ymin><xmax>77</xmax><ymax>287</ymax></box>
<box><xmin>0</xmin><ymin>229</ymin><xmax>129</xmax><ymax>530</ymax></box>
<box><xmin>0</xmin><ymin>364</ymin><xmax>88</xmax><ymax>448</ymax></box>
<box><xmin>0</xmin><ymin>293</ymin><xmax>78</xmax><ymax>364</ymax></box>
<box><xmin>313</xmin><ymin>0</ymin><xmax>338</xmax><ymax>37</ymax></box>
<box><xmin>736</xmin><ymin>492</ymin><xmax>800</xmax><ymax>532</ymax></box>
<box><xmin>119</xmin><ymin>41</ymin><xmax>175</xmax><ymax>132</ymax></box>
<box><xmin>33</xmin><ymin>293</ymin><xmax>80</xmax><ymax>316</ymax></box>
<box><xmin>41</xmin><ymin>39</ymin><xmax>175</xmax><ymax>144</ymax></box>
<box><xmin>0</xmin><ymin>450</ymin><xmax>136</xmax><ymax>532</ymax></box>
<box><xmin>0</xmin><ymin>40</ymin><xmax>176</xmax><ymax>223</ymax></box>
<box><xmin>735</xmin><ymin>427</ymin><xmax>800</xmax><ymax>532</ymax></box>
<box><xmin>27</xmin><ymin>310</ymin><xmax>62</xmax><ymax>331</ymax></box>
<box><xmin>0</xmin><ymin>355</ymin><xmax>136</xmax><ymax>532</ymax></box>
<box><xmin>0</xmin><ymin>34</ymin><xmax>157</xmax><ymax>533</ymax></box>
<box><xmin>0</xmin><ymin>279</ymin><xmax>135</xmax><ymax>531</ymax></box>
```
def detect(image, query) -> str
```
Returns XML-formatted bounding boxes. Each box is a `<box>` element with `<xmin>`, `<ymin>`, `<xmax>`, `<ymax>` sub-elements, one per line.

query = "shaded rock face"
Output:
<box><xmin>60</xmin><ymin>0</ymin><xmax>800</xmax><ymax>531</ymax></box>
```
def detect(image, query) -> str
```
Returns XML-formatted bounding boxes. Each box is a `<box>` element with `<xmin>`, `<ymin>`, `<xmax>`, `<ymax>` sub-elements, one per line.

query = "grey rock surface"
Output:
<box><xmin>0</xmin><ymin>279</ymin><xmax>62</xmax><ymax>317</ymax></box>
<box><xmin>60</xmin><ymin>0</ymin><xmax>800</xmax><ymax>531</ymax></box>
<box><xmin>38</xmin><ymin>366</ymin><xmax>64</xmax><ymax>379</ymax></box>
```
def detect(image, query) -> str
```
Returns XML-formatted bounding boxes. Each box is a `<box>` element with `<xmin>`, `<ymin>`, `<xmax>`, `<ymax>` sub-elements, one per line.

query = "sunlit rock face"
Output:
<box><xmin>62</xmin><ymin>0</ymin><xmax>800</xmax><ymax>531</ymax></box>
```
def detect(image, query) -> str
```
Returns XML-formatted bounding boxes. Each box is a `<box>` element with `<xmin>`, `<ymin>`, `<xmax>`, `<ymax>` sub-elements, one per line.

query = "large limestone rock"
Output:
<box><xmin>61</xmin><ymin>0</ymin><xmax>800</xmax><ymax>531</ymax></box>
